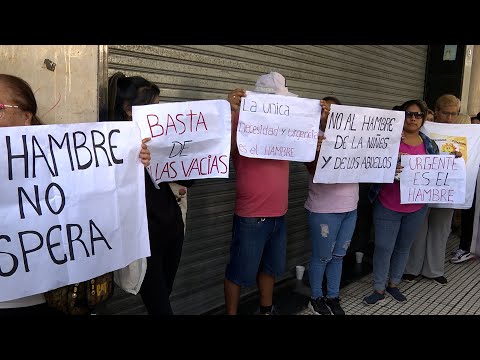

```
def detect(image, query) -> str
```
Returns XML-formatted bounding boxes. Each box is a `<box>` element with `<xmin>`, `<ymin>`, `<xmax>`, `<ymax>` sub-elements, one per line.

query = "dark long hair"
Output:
<box><xmin>322</xmin><ymin>96</ymin><xmax>342</xmax><ymax>105</ymax></box>
<box><xmin>107</xmin><ymin>72</ymin><xmax>160</xmax><ymax>121</ymax></box>
<box><xmin>0</xmin><ymin>74</ymin><xmax>42</xmax><ymax>125</ymax></box>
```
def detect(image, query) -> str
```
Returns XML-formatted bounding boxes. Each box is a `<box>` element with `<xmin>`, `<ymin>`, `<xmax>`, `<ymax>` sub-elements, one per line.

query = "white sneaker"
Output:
<box><xmin>450</xmin><ymin>249</ymin><xmax>475</xmax><ymax>264</ymax></box>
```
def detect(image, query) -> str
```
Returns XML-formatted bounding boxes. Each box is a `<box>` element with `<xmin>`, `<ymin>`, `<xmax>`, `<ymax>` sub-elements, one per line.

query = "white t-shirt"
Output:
<box><xmin>0</xmin><ymin>294</ymin><xmax>45</xmax><ymax>309</ymax></box>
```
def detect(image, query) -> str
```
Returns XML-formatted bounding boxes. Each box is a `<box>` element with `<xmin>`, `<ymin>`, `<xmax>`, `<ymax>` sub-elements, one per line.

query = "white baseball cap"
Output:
<box><xmin>254</xmin><ymin>72</ymin><xmax>298</xmax><ymax>97</ymax></box>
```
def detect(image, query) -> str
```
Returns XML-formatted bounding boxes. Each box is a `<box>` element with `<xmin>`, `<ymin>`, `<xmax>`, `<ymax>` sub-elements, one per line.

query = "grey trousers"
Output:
<box><xmin>404</xmin><ymin>207</ymin><xmax>454</xmax><ymax>278</ymax></box>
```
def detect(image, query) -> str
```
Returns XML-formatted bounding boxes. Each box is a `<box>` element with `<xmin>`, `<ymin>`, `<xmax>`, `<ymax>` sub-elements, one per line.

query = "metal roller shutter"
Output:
<box><xmin>105</xmin><ymin>45</ymin><xmax>427</xmax><ymax>314</ymax></box>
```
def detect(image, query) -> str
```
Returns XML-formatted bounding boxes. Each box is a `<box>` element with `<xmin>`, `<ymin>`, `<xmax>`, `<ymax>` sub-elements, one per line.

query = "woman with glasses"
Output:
<box><xmin>0</xmin><ymin>74</ymin><xmax>63</xmax><ymax>315</ymax></box>
<box><xmin>363</xmin><ymin>99</ymin><xmax>439</xmax><ymax>305</ymax></box>
<box><xmin>0</xmin><ymin>73</ymin><xmax>151</xmax><ymax>315</ymax></box>
<box><xmin>404</xmin><ymin>94</ymin><xmax>463</xmax><ymax>285</ymax></box>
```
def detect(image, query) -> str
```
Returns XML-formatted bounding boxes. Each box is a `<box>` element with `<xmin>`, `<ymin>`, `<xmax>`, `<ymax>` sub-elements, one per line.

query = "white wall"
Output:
<box><xmin>0</xmin><ymin>45</ymin><xmax>99</xmax><ymax>124</ymax></box>
<box><xmin>468</xmin><ymin>45</ymin><xmax>480</xmax><ymax>117</ymax></box>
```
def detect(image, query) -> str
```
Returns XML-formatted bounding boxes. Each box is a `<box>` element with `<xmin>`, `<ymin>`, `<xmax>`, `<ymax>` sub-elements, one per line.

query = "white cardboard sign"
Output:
<box><xmin>399</xmin><ymin>155</ymin><xmax>466</xmax><ymax>204</ymax></box>
<box><xmin>421</xmin><ymin>122</ymin><xmax>480</xmax><ymax>209</ymax></box>
<box><xmin>0</xmin><ymin>122</ymin><xmax>150</xmax><ymax>302</ymax></box>
<box><xmin>237</xmin><ymin>91</ymin><xmax>321</xmax><ymax>162</ymax></box>
<box><xmin>132</xmin><ymin>100</ymin><xmax>231</xmax><ymax>184</ymax></box>
<box><xmin>314</xmin><ymin>104</ymin><xmax>404</xmax><ymax>183</ymax></box>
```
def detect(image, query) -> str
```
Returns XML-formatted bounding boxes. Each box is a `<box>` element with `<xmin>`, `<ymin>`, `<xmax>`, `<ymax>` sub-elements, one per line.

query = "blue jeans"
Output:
<box><xmin>372</xmin><ymin>201</ymin><xmax>428</xmax><ymax>292</ymax></box>
<box><xmin>308</xmin><ymin>210</ymin><xmax>357</xmax><ymax>299</ymax></box>
<box><xmin>225</xmin><ymin>215</ymin><xmax>287</xmax><ymax>287</ymax></box>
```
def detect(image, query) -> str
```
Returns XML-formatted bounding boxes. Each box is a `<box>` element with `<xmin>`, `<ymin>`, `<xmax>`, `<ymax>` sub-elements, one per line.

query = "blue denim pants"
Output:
<box><xmin>372</xmin><ymin>201</ymin><xmax>428</xmax><ymax>292</ymax></box>
<box><xmin>308</xmin><ymin>210</ymin><xmax>357</xmax><ymax>299</ymax></box>
<box><xmin>225</xmin><ymin>215</ymin><xmax>287</xmax><ymax>287</ymax></box>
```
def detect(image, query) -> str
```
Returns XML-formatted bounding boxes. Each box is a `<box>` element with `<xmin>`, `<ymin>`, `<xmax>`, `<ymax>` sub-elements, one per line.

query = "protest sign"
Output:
<box><xmin>314</xmin><ymin>104</ymin><xmax>404</xmax><ymax>183</ymax></box>
<box><xmin>0</xmin><ymin>122</ymin><xmax>149</xmax><ymax>301</ymax></box>
<box><xmin>237</xmin><ymin>91</ymin><xmax>321</xmax><ymax>162</ymax></box>
<box><xmin>132</xmin><ymin>100</ymin><xmax>231</xmax><ymax>184</ymax></box>
<box><xmin>421</xmin><ymin>122</ymin><xmax>480</xmax><ymax>208</ymax></box>
<box><xmin>399</xmin><ymin>155</ymin><xmax>466</xmax><ymax>204</ymax></box>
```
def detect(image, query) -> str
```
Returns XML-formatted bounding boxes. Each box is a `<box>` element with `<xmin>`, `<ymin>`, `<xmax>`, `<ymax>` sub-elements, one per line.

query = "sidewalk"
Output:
<box><xmin>296</xmin><ymin>233</ymin><xmax>480</xmax><ymax>315</ymax></box>
<box><xmin>97</xmin><ymin>231</ymin><xmax>479</xmax><ymax>315</ymax></box>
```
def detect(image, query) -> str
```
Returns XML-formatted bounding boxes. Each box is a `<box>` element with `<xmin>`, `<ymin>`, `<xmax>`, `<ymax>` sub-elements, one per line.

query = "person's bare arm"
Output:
<box><xmin>305</xmin><ymin>135</ymin><xmax>325</xmax><ymax>176</ymax></box>
<box><xmin>227</xmin><ymin>88</ymin><xmax>246</xmax><ymax>155</ymax></box>
<box><xmin>139</xmin><ymin>137</ymin><xmax>151</xmax><ymax>167</ymax></box>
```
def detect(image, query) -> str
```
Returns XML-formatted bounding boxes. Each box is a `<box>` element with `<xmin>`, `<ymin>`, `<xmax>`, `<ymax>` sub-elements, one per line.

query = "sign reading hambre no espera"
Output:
<box><xmin>0</xmin><ymin>122</ymin><xmax>150</xmax><ymax>302</ymax></box>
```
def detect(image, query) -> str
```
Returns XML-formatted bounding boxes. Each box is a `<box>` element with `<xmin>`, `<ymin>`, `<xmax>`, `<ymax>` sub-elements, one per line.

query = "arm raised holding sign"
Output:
<box><xmin>303</xmin><ymin>96</ymin><xmax>360</xmax><ymax>315</ymax></box>
<box><xmin>224</xmin><ymin>72</ymin><xmax>298</xmax><ymax>315</ymax></box>
<box><xmin>107</xmin><ymin>72</ymin><xmax>189</xmax><ymax>315</ymax></box>
<box><xmin>139</xmin><ymin>137</ymin><xmax>151</xmax><ymax>166</ymax></box>
<box><xmin>227</xmin><ymin>88</ymin><xmax>246</xmax><ymax>155</ymax></box>
<box><xmin>304</xmin><ymin>99</ymin><xmax>330</xmax><ymax>176</ymax></box>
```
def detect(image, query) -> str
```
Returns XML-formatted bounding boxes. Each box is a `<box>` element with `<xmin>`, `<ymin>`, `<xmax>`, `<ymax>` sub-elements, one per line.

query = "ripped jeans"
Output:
<box><xmin>307</xmin><ymin>210</ymin><xmax>357</xmax><ymax>299</ymax></box>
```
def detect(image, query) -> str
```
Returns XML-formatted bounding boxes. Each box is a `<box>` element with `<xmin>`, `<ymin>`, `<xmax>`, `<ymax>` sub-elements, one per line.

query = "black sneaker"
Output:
<box><xmin>363</xmin><ymin>291</ymin><xmax>385</xmax><ymax>305</ymax></box>
<box><xmin>325</xmin><ymin>297</ymin><xmax>345</xmax><ymax>315</ymax></box>
<box><xmin>431</xmin><ymin>276</ymin><xmax>447</xmax><ymax>286</ymax></box>
<box><xmin>402</xmin><ymin>274</ymin><xmax>417</xmax><ymax>283</ymax></box>
<box><xmin>308</xmin><ymin>297</ymin><xmax>331</xmax><ymax>315</ymax></box>
<box><xmin>255</xmin><ymin>305</ymin><xmax>278</xmax><ymax>315</ymax></box>
<box><xmin>385</xmin><ymin>286</ymin><xmax>407</xmax><ymax>303</ymax></box>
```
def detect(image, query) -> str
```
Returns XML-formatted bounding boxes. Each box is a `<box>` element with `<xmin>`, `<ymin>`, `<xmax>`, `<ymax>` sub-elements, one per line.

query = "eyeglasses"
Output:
<box><xmin>405</xmin><ymin>111</ymin><xmax>424</xmax><ymax>119</ymax></box>
<box><xmin>0</xmin><ymin>104</ymin><xmax>19</xmax><ymax>110</ymax></box>
<box><xmin>440</xmin><ymin>111</ymin><xmax>459</xmax><ymax>117</ymax></box>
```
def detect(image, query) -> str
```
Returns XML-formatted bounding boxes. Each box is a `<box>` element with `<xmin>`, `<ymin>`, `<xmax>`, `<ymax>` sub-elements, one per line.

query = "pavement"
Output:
<box><xmin>295</xmin><ymin>232</ymin><xmax>480</xmax><ymax>315</ymax></box>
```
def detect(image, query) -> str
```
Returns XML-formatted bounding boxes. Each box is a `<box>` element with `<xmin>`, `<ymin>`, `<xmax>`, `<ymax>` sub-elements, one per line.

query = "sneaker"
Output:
<box><xmin>325</xmin><ymin>297</ymin><xmax>345</xmax><ymax>315</ymax></box>
<box><xmin>431</xmin><ymin>276</ymin><xmax>448</xmax><ymax>286</ymax></box>
<box><xmin>451</xmin><ymin>249</ymin><xmax>475</xmax><ymax>264</ymax></box>
<box><xmin>363</xmin><ymin>291</ymin><xmax>385</xmax><ymax>306</ymax></box>
<box><xmin>255</xmin><ymin>305</ymin><xmax>278</xmax><ymax>315</ymax></box>
<box><xmin>402</xmin><ymin>274</ymin><xmax>417</xmax><ymax>283</ymax></box>
<box><xmin>308</xmin><ymin>297</ymin><xmax>332</xmax><ymax>315</ymax></box>
<box><xmin>385</xmin><ymin>286</ymin><xmax>407</xmax><ymax>303</ymax></box>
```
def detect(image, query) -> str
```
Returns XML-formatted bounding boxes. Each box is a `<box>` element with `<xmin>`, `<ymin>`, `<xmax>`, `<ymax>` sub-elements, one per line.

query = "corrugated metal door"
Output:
<box><xmin>105</xmin><ymin>45</ymin><xmax>427</xmax><ymax>314</ymax></box>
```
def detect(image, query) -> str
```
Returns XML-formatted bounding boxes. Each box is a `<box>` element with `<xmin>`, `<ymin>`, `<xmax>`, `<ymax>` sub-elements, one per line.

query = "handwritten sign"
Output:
<box><xmin>314</xmin><ymin>104</ymin><xmax>404</xmax><ymax>183</ymax></box>
<box><xmin>0</xmin><ymin>122</ymin><xmax>150</xmax><ymax>302</ymax></box>
<box><xmin>132</xmin><ymin>100</ymin><xmax>231</xmax><ymax>184</ymax></box>
<box><xmin>400</xmin><ymin>155</ymin><xmax>466</xmax><ymax>204</ymax></box>
<box><xmin>422</xmin><ymin>122</ymin><xmax>480</xmax><ymax>209</ymax></box>
<box><xmin>237</xmin><ymin>91</ymin><xmax>321</xmax><ymax>161</ymax></box>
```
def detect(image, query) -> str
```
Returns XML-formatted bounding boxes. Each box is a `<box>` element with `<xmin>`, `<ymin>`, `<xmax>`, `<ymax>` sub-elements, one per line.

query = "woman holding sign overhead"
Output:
<box><xmin>363</xmin><ymin>99</ymin><xmax>439</xmax><ymax>306</ymax></box>
<box><xmin>0</xmin><ymin>74</ymin><xmax>151</xmax><ymax>316</ymax></box>
<box><xmin>108</xmin><ymin>72</ymin><xmax>192</xmax><ymax>315</ymax></box>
